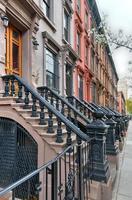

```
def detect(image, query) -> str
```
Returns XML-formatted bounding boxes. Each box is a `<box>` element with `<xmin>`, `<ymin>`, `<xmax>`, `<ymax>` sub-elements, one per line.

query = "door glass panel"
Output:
<box><xmin>13</xmin><ymin>30</ymin><xmax>19</xmax><ymax>41</ymax></box>
<box><xmin>13</xmin><ymin>43</ymin><xmax>19</xmax><ymax>71</ymax></box>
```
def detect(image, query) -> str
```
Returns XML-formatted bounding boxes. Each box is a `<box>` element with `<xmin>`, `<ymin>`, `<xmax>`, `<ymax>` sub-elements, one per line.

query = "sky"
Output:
<box><xmin>96</xmin><ymin>0</ymin><xmax>132</xmax><ymax>78</ymax></box>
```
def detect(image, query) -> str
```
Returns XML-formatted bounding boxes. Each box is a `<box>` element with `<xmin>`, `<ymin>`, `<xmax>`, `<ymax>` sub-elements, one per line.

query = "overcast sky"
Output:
<box><xmin>96</xmin><ymin>0</ymin><xmax>132</xmax><ymax>78</ymax></box>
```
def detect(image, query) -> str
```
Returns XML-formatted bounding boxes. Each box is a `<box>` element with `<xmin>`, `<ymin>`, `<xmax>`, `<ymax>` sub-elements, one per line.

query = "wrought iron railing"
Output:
<box><xmin>67</xmin><ymin>96</ymin><xmax>95</xmax><ymax>121</ymax></box>
<box><xmin>1</xmin><ymin>74</ymin><xmax>96</xmax><ymax>200</ymax></box>
<box><xmin>2</xmin><ymin>74</ymin><xmax>90</xmax><ymax>144</ymax></box>
<box><xmin>0</xmin><ymin>140</ymin><xmax>93</xmax><ymax>200</ymax></box>
<box><xmin>37</xmin><ymin>86</ymin><xmax>92</xmax><ymax>126</ymax></box>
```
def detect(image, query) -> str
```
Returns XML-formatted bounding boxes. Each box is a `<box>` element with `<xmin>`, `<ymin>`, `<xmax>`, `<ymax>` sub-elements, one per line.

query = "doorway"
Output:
<box><xmin>5</xmin><ymin>24</ymin><xmax>22</xmax><ymax>76</ymax></box>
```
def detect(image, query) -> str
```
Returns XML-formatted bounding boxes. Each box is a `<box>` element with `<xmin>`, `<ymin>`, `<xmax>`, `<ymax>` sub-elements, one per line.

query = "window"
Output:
<box><xmin>85</xmin><ymin>12</ymin><xmax>88</xmax><ymax>30</ymax></box>
<box><xmin>91</xmin><ymin>50</ymin><xmax>94</xmax><ymax>72</ymax></box>
<box><xmin>77</xmin><ymin>32</ymin><xmax>81</xmax><ymax>56</ymax></box>
<box><xmin>92</xmin><ymin>83</ymin><xmax>96</xmax><ymax>103</ymax></box>
<box><xmin>78</xmin><ymin>75</ymin><xmax>83</xmax><ymax>100</ymax></box>
<box><xmin>42</xmin><ymin>0</ymin><xmax>50</xmax><ymax>18</ymax></box>
<box><xmin>64</xmin><ymin>10</ymin><xmax>69</xmax><ymax>42</ymax></box>
<box><xmin>77</xmin><ymin>0</ymin><xmax>81</xmax><ymax>13</ymax></box>
<box><xmin>85</xmin><ymin>45</ymin><xmax>88</xmax><ymax>65</ymax></box>
<box><xmin>46</xmin><ymin>49</ymin><xmax>59</xmax><ymax>91</ymax></box>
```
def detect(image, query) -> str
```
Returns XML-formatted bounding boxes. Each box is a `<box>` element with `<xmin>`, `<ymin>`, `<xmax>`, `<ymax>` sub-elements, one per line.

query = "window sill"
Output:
<box><xmin>43</xmin><ymin>15</ymin><xmax>56</xmax><ymax>32</ymax></box>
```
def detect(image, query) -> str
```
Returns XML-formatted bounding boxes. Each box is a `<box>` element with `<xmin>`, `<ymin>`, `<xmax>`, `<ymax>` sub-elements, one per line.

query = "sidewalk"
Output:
<box><xmin>113</xmin><ymin>121</ymin><xmax>132</xmax><ymax>200</ymax></box>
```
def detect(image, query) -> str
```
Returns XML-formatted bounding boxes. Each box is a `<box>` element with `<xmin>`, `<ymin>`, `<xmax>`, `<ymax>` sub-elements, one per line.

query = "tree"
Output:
<box><xmin>90</xmin><ymin>15</ymin><xmax>132</xmax><ymax>52</ymax></box>
<box><xmin>126</xmin><ymin>99</ymin><xmax>132</xmax><ymax>114</ymax></box>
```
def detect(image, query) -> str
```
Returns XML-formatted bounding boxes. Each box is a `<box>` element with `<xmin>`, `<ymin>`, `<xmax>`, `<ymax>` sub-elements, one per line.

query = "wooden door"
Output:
<box><xmin>5</xmin><ymin>24</ymin><xmax>22</xmax><ymax>76</ymax></box>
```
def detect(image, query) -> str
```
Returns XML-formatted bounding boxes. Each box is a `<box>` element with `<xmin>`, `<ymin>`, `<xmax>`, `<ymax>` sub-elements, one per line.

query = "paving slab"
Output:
<box><xmin>112</xmin><ymin>121</ymin><xmax>132</xmax><ymax>200</ymax></box>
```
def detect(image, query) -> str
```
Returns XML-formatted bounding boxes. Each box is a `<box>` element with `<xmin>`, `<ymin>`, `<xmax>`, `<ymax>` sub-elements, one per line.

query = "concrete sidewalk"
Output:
<box><xmin>113</xmin><ymin>120</ymin><xmax>132</xmax><ymax>200</ymax></box>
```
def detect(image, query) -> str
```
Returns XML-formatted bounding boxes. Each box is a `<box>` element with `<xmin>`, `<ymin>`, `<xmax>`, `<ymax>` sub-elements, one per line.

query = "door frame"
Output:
<box><xmin>5</xmin><ymin>24</ymin><xmax>22</xmax><ymax>76</ymax></box>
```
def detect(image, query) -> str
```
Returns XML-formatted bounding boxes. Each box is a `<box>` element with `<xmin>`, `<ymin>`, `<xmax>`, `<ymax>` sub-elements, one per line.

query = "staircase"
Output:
<box><xmin>0</xmin><ymin>74</ymin><xmax>94</xmax><ymax>200</ymax></box>
<box><xmin>0</xmin><ymin>75</ymin><xmax>128</xmax><ymax>200</ymax></box>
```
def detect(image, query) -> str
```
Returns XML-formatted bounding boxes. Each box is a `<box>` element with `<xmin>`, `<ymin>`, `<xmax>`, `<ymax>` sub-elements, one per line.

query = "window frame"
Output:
<box><xmin>63</xmin><ymin>9</ymin><xmax>70</xmax><ymax>42</ymax></box>
<box><xmin>42</xmin><ymin>0</ymin><xmax>50</xmax><ymax>18</ymax></box>
<box><xmin>77</xmin><ymin>31</ymin><xmax>81</xmax><ymax>56</ymax></box>
<box><xmin>45</xmin><ymin>48</ymin><xmax>59</xmax><ymax>91</ymax></box>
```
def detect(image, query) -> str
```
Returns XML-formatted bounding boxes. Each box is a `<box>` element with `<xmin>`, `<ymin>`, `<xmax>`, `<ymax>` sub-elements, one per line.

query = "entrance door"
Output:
<box><xmin>5</xmin><ymin>24</ymin><xmax>22</xmax><ymax>76</ymax></box>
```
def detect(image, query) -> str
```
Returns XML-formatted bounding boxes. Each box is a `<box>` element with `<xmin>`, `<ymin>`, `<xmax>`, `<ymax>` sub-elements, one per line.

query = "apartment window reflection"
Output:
<box><xmin>64</xmin><ymin>10</ymin><xmax>69</xmax><ymax>42</ymax></box>
<box><xmin>77</xmin><ymin>32</ymin><xmax>81</xmax><ymax>56</ymax></box>
<box><xmin>43</xmin><ymin>0</ymin><xmax>50</xmax><ymax>18</ymax></box>
<box><xmin>78</xmin><ymin>74</ymin><xmax>83</xmax><ymax>100</ymax></box>
<box><xmin>46</xmin><ymin>49</ymin><xmax>59</xmax><ymax>91</ymax></box>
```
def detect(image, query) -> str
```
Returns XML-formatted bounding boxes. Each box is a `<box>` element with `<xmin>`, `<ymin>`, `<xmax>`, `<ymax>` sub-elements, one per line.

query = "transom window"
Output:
<box><xmin>42</xmin><ymin>0</ymin><xmax>50</xmax><ymax>18</ymax></box>
<box><xmin>46</xmin><ymin>49</ymin><xmax>59</xmax><ymax>91</ymax></box>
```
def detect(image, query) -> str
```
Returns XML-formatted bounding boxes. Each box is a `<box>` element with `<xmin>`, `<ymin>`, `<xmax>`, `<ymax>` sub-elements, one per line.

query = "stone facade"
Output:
<box><xmin>73</xmin><ymin>0</ymin><xmax>92</xmax><ymax>101</ymax></box>
<box><xmin>88</xmin><ymin>0</ymin><xmax>119</xmax><ymax>109</ymax></box>
<box><xmin>0</xmin><ymin>0</ymin><xmax>77</xmax><ymax>96</ymax></box>
<box><xmin>117</xmin><ymin>91</ymin><xmax>126</xmax><ymax>114</ymax></box>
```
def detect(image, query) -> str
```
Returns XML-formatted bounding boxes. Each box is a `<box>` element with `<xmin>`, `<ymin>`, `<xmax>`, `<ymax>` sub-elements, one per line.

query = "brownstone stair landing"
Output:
<box><xmin>0</xmin><ymin>75</ymin><xmax>95</xmax><ymax>200</ymax></box>
<box><xmin>0</xmin><ymin>75</ymin><xmax>90</xmax><ymax>163</ymax></box>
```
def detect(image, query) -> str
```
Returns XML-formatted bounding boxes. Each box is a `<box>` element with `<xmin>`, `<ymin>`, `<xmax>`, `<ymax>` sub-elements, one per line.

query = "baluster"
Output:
<box><xmin>16</xmin><ymin>82</ymin><xmax>23</xmax><ymax>103</ymax></box>
<box><xmin>66</xmin><ymin>107</ymin><xmax>72</xmax><ymax>147</ymax></box>
<box><xmin>77</xmin><ymin>137</ymin><xmax>83</xmax><ymax>199</ymax></box>
<box><xmin>45</xmin><ymin>88</ymin><xmax>49</xmax><ymax>101</ymax></box>
<box><xmin>11</xmin><ymin>78</ymin><xmax>15</xmax><ymax>96</ymax></box>
<box><xmin>56</xmin><ymin>98</ymin><xmax>59</xmax><ymax>110</ymax></box>
<box><xmin>31</xmin><ymin>95</ymin><xmax>38</xmax><ymax>117</ymax></box>
<box><xmin>39</xmin><ymin>101</ymin><xmax>46</xmax><ymax>125</ymax></box>
<box><xmin>3</xmin><ymin>77</ymin><xmax>9</xmax><ymax>97</ymax></box>
<box><xmin>74</xmin><ymin>112</ymin><xmax>78</xmax><ymax>127</ymax></box>
<box><xmin>66</xmin><ymin>126</ymin><xmax>72</xmax><ymax>147</ymax></box>
<box><xmin>40</xmin><ymin>88</ymin><xmax>44</xmax><ymax>97</ymax></box>
<box><xmin>61</xmin><ymin>101</ymin><xmax>65</xmax><ymax>115</ymax></box>
<box><xmin>50</xmin><ymin>92</ymin><xmax>53</xmax><ymax>103</ymax></box>
<box><xmin>23</xmin><ymin>87</ymin><xmax>30</xmax><ymax>109</ymax></box>
<box><xmin>84</xmin><ymin>107</ymin><xmax>86</xmax><ymax>116</ymax></box>
<box><xmin>56</xmin><ymin>118</ymin><xmax>63</xmax><ymax>143</ymax></box>
<box><xmin>75</xmin><ymin>100</ymin><xmax>78</xmax><ymax>109</ymax></box>
<box><xmin>47</xmin><ymin>110</ymin><xmax>54</xmax><ymax>133</ymax></box>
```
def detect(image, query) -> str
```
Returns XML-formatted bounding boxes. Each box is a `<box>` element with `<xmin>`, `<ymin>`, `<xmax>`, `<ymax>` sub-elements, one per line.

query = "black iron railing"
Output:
<box><xmin>67</xmin><ymin>96</ymin><xmax>94</xmax><ymax>122</ymax></box>
<box><xmin>37</xmin><ymin>86</ymin><xmax>92</xmax><ymax>127</ymax></box>
<box><xmin>2</xmin><ymin>75</ymin><xmax>90</xmax><ymax>144</ymax></box>
<box><xmin>0</xmin><ymin>140</ymin><xmax>93</xmax><ymax>200</ymax></box>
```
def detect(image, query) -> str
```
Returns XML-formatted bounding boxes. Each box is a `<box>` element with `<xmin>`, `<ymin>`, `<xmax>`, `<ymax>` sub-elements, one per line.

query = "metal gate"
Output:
<box><xmin>0</xmin><ymin>117</ymin><xmax>38</xmax><ymax>199</ymax></box>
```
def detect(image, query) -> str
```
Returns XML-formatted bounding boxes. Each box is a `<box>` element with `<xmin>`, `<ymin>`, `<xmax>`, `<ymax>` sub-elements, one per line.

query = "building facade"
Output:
<box><xmin>73</xmin><ymin>0</ymin><xmax>92</xmax><ymax>101</ymax></box>
<box><xmin>118</xmin><ymin>91</ymin><xmax>126</xmax><ymax>115</ymax></box>
<box><xmin>0</xmin><ymin>0</ymin><xmax>78</xmax><ymax>97</ymax></box>
<box><xmin>88</xmin><ymin>0</ymin><xmax>119</xmax><ymax>109</ymax></box>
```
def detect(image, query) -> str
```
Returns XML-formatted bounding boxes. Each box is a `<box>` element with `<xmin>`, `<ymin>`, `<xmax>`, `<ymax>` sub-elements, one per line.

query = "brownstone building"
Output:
<box><xmin>88</xmin><ymin>0</ymin><xmax>119</xmax><ymax>109</ymax></box>
<box><xmin>118</xmin><ymin>91</ymin><xmax>126</xmax><ymax>114</ymax></box>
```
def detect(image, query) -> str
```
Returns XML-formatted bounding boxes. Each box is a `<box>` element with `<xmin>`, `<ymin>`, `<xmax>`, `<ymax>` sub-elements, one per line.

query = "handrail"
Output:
<box><xmin>67</xmin><ymin>96</ymin><xmax>95</xmax><ymax>113</ymax></box>
<box><xmin>37</xmin><ymin>86</ymin><xmax>91</xmax><ymax>124</ymax></box>
<box><xmin>2</xmin><ymin>75</ymin><xmax>89</xmax><ymax>141</ymax></box>
<box><xmin>0</xmin><ymin>144</ymin><xmax>73</xmax><ymax>196</ymax></box>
